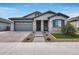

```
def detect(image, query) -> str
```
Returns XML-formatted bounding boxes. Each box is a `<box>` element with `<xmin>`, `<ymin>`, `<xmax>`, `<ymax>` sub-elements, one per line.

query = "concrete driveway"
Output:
<box><xmin>0</xmin><ymin>31</ymin><xmax>32</xmax><ymax>42</ymax></box>
<box><xmin>0</xmin><ymin>42</ymin><xmax>79</xmax><ymax>55</ymax></box>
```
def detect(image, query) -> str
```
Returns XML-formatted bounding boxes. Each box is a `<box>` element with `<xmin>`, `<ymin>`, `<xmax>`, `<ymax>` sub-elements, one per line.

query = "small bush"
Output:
<box><xmin>27</xmin><ymin>38</ymin><xmax>30</xmax><ymax>40</ymax></box>
<box><xmin>47</xmin><ymin>38</ymin><xmax>51</xmax><ymax>40</ymax></box>
<box><xmin>61</xmin><ymin>22</ymin><xmax>76</xmax><ymax>35</ymax></box>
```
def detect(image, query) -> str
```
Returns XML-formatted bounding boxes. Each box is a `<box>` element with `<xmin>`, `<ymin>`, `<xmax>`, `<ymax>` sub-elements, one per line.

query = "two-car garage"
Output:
<box><xmin>14</xmin><ymin>21</ymin><xmax>33</xmax><ymax>31</ymax></box>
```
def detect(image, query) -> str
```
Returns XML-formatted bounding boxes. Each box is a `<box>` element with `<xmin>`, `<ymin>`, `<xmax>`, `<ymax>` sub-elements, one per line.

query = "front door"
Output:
<box><xmin>44</xmin><ymin>20</ymin><xmax>48</xmax><ymax>31</ymax></box>
<box><xmin>36</xmin><ymin>20</ymin><xmax>41</xmax><ymax>31</ymax></box>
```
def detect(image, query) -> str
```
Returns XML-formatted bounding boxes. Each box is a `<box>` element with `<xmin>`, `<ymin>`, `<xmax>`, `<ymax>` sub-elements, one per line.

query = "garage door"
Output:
<box><xmin>14</xmin><ymin>21</ymin><xmax>33</xmax><ymax>31</ymax></box>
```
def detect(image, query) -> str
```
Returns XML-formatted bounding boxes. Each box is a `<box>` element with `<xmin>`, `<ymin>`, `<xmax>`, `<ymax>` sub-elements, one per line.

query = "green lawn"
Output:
<box><xmin>76</xmin><ymin>28</ymin><xmax>79</xmax><ymax>33</ymax></box>
<box><xmin>52</xmin><ymin>33</ymin><xmax>79</xmax><ymax>39</ymax></box>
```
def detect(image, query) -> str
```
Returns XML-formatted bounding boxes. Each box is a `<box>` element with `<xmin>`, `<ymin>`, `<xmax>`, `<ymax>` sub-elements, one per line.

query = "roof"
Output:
<box><xmin>9</xmin><ymin>11</ymin><xmax>42</xmax><ymax>20</ymax></box>
<box><xmin>0</xmin><ymin>18</ymin><xmax>11</xmax><ymax>23</ymax></box>
<box><xmin>69</xmin><ymin>16</ymin><xmax>79</xmax><ymax>22</ymax></box>
<box><xmin>33</xmin><ymin>10</ymin><xmax>56</xmax><ymax>19</ymax></box>
<box><xmin>23</xmin><ymin>11</ymin><xmax>42</xmax><ymax>18</ymax></box>
<box><xmin>9</xmin><ymin>17</ymin><xmax>33</xmax><ymax>20</ymax></box>
<box><xmin>9</xmin><ymin>11</ymin><xmax>69</xmax><ymax>20</ymax></box>
<box><xmin>48</xmin><ymin>12</ymin><xmax>69</xmax><ymax>19</ymax></box>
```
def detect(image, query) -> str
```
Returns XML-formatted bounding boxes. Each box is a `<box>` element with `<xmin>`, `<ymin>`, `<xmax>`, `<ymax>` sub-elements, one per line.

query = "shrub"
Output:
<box><xmin>27</xmin><ymin>38</ymin><xmax>30</xmax><ymax>40</ymax></box>
<box><xmin>47</xmin><ymin>38</ymin><xmax>51</xmax><ymax>40</ymax></box>
<box><xmin>61</xmin><ymin>22</ymin><xmax>76</xmax><ymax>35</ymax></box>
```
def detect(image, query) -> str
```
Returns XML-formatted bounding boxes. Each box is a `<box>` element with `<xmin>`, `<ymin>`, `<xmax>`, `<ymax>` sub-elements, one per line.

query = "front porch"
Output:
<box><xmin>33</xmin><ymin>20</ymin><xmax>49</xmax><ymax>32</ymax></box>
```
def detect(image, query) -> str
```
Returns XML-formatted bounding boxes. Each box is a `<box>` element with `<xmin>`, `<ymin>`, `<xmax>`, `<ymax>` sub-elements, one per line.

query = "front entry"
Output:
<box><xmin>44</xmin><ymin>20</ymin><xmax>48</xmax><ymax>31</ymax></box>
<box><xmin>36</xmin><ymin>20</ymin><xmax>41</xmax><ymax>31</ymax></box>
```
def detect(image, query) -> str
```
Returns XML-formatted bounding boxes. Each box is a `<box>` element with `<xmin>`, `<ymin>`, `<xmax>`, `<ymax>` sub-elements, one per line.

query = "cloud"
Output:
<box><xmin>62</xmin><ymin>7</ymin><xmax>79</xmax><ymax>11</ymax></box>
<box><xmin>59</xmin><ymin>7</ymin><xmax>79</xmax><ymax>17</ymax></box>
<box><xmin>0</xmin><ymin>7</ymin><xmax>18</xmax><ymax>18</ymax></box>
<box><xmin>0</xmin><ymin>7</ymin><xmax>17</xmax><ymax>11</ymax></box>
<box><xmin>69</xmin><ymin>13</ymin><xmax>79</xmax><ymax>18</ymax></box>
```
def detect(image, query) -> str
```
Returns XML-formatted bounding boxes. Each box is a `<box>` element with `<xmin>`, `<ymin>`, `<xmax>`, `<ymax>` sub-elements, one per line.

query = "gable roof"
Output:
<box><xmin>0</xmin><ymin>18</ymin><xmax>11</xmax><ymax>23</ymax></box>
<box><xmin>9</xmin><ymin>17</ymin><xmax>33</xmax><ymax>20</ymax></box>
<box><xmin>48</xmin><ymin>12</ymin><xmax>69</xmax><ymax>19</ymax></box>
<box><xmin>9</xmin><ymin>11</ymin><xmax>42</xmax><ymax>20</ymax></box>
<box><xmin>9</xmin><ymin>11</ymin><xmax>69</xmax><ymax>20</ymax></box>
<box><xmin>69</xmin><ymin>16</ymin><xmax>79</xmax><ymax>22</ymax></box>
<box><xmin>33</xmin><ymin>10</ymin><xmax>56</xmax><ymax>19</ymax></box>
<box><xmin>23</xmin><ymin>11</ymin><xmax>42</xmax><ymax>18</ymax></box>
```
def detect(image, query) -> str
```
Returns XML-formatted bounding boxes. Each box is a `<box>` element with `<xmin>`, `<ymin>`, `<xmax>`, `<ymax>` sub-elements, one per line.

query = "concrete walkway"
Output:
<box><xmin>33</xmin><ymin>32</ymin><xmax>45</xmax><ymax>42</ymax></box>
<box><xmin>34</xmin><ymin>37</ymin><xmax>45</xmax><ymax>42</ymax></box>
<box><xmin>0</xmin><ymin>42</ymin><xmax>79</xmax><ymax>55</ymax></box>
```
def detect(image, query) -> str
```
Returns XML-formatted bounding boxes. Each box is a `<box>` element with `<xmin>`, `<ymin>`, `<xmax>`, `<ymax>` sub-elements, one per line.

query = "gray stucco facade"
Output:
<box><xmin>0</xmin><ymin>18</ymin><xmax>11</xmax><ymax>31</ymax></box>
<box><xmin>9</xmin><ymin>11</ymin><xmax>69</xmax><ymax>33</ymax></box>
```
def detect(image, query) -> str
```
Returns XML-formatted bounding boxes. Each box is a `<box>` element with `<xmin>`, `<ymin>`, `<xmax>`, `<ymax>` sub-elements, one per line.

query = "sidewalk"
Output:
<box><xmin>0</xmin><ymin>42</ymin><xmax>79</xmax><ymax>55</ymax></box>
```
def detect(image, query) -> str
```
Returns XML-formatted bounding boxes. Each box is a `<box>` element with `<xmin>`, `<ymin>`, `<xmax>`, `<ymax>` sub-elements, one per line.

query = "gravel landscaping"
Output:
<box><xmin>43</xmin><ymin>32</ymin><xmax>56</xmax><ymax>42</ymax></box>
<box><xmin>22</xmin><ymin>32</ymin><xmax>35</xmax><ymax>42</ymax></box>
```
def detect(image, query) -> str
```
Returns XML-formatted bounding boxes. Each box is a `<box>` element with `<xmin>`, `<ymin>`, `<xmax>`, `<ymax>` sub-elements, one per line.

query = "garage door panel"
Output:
<box><xmin>15</xmin><ymin>21</ymin><xmax>33</xmax><ymax>31</ymax></box>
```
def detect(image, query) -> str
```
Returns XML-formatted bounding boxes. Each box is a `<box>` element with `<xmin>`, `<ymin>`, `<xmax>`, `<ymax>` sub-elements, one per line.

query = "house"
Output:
<box><xmin>9</xmin><ymin>11</ymin><xmax>69</xmax><ymax>33</ymax></box>
<box><xmin>69</xmin><ymin>16</ymin><xmax>79</xmax><ymax>28</ymax></box>
<box><xmin>0</xmin><ymin>18</ymin><xmax>11</xmax><ymax>31</ymax></box>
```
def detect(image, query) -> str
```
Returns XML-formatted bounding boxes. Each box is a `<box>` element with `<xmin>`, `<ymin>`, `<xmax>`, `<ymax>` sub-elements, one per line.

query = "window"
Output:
<box><xmin>53</xmin><ymin>19</ymin><xmax>64</xmax><ymax>27</ymax></box>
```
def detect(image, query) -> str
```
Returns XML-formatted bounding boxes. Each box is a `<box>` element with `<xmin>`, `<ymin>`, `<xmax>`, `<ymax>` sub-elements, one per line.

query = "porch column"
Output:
<box><xmin>33</xmin><ymin>20</ymin><xmax>36</xmax><ymax>32</ymax></box>
<box><xmin>41</xmin><ymin>20</ymin><xmax>44</xmax><ymax>32</ymax></box>
<box><xmin>10</xmin><ymin>21</ymin><xmax>14</xmax><ymax>31</ymax></box>
<box><xmin>48</xmin><ymin>20</ymin><xmax>52</xmax><ymax>32</ymax></box>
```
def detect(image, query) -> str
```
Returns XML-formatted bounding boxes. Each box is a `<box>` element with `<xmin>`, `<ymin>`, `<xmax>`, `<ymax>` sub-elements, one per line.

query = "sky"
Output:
<box><xmin>0</xmin><ymin>3</ymin><xmax>79</xmax><ymax>19</ymax></box>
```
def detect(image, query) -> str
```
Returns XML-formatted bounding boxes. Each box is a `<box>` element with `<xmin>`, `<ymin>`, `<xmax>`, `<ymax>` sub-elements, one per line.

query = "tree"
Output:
<box><xmin>61</xmin><ymin>22</ymin><xmax>76</xmax><ymax>35</ymax></box>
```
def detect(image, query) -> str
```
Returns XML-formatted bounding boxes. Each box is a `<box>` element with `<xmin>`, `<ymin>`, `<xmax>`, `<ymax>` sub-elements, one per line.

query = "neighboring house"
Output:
<box><xmin>9</xmin><ymin>11</ymin><xmax>69</xmax><ymax>33</ymax></box>
<box><xmin>69</xmin><ymin>16</ymin><xmax>79</xmax><ymax>28</ymax></box>
<box><xmin>0</xmin><ymin>18</ymin><xmax>11</xmax><ymax>31</ymax></box>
